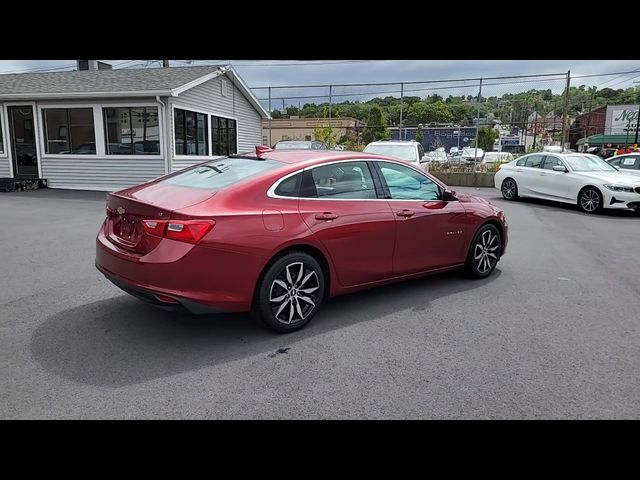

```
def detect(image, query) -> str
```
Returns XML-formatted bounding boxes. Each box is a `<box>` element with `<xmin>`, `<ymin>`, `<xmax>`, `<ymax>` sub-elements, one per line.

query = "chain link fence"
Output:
<box><xmin>252</xmin><ymin>72</ymin><xmax>573</xmax><ymax>155</ymax></box>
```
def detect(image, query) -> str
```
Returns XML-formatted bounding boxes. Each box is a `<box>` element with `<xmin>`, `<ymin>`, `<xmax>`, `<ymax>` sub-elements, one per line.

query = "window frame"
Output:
<box><xmin>102</xmin><ymin>106</ymin><xmax>161</xmax><ymax>156</ymax></box>
<box><xmin>540</xmin><ymin>155</ymin><xmax>566</xmax><ymax>170</ymax></box>
<box><xmin>371</xmin><ymin>160</ymin><xmax>444</xmax><ymax>202</ymax></box>
<box><xmin>36</xmin><ymin>102</ymin><xmax>163</xmax><ymax>159</ymax></box>
<box><xmin>171</xmin><ymin>103</ymin><xmax>238</xmax><ymax>160</ymax></box>
<box><xmin>0</xmin><ymin>107</ymin><xmax>6</xmax><ymax>157</ymax></box>
<box><xmin>210</xmin><ymin>114</ymin><xmax>238</xmax><ymax>156</ymax></box>
<box><xmin>266</xmin><ymin>158</ymin><xmax>446</xmax><ymax>201</ymax></box>
<box><xmin>40</xmin><ymin>106</ymin><xmax>97</xmax><ymax>156</ymax></box>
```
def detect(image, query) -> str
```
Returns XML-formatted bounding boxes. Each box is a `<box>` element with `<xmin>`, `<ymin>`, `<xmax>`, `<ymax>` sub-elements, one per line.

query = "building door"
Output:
<box><xmin>8</xmin><ymin>106</ymin><xmax>39</xmax><ymax>178</ymax></box>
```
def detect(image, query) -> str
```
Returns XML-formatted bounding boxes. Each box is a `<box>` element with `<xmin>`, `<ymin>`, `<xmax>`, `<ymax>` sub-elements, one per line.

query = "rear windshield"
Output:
<box><xmin>161</xmin><ymin>157</ymin><xmax>283</xmax><ymax>190</ymax></box>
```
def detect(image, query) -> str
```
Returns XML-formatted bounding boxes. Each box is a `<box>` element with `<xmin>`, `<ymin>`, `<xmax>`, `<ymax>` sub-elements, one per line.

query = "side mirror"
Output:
<box><xmin>552</xmin><ymin>165</ymin><xmax>568</xmax><ymax>172</ymax></box>
<box><xmin>443</xmin><ymin>189</ymin><xmax>457</xmax><ymax>202</ymax></box>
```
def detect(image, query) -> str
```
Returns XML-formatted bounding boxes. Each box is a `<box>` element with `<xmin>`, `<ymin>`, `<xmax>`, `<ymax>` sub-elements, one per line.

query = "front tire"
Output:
<box><xmin>464</xmin><ymin>224</ymin><xmax>501</xmax><ymax>279</ymax></box>
<box><xmin>578</xmin><ymin>187</ymin><xmax>603</xmax><ymax>214</ymax></box>
<box><xmin>501</xmin><ymin>178</ymin><xmax>519</xmax><ymax>200</ymax></box>
<box><xmin>253</xmin><ymin>252</ymin><xmax>325</xmax><ymax>333</ymax></box>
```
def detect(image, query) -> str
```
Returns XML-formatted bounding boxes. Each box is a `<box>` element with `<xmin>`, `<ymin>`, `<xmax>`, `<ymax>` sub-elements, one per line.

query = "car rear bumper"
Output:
<box><xmin>95</xmin><ymin>222</ymin><xmax>266</xmax><ymax>313</ymax></box>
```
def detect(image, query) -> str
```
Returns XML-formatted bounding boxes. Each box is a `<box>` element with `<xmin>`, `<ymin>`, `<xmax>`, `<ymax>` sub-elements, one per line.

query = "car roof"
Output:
<box><xmin>366</xmin><ymin>140</ymin><xmax>418</xmax><ymax>145</ymax></box>
<box><xmin>258</xmin><ymin>149</ymin><xmax>398</xmax><ymax>166</ymax></box>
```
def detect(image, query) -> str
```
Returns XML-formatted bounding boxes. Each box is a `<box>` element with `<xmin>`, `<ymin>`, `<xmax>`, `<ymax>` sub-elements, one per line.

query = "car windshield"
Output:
<box><xmin>364</xmin><ymin>144</ymin><xmax>417</xmax><ymax>162</ymax></box>
<box><xmin>161</xmin><ymin>157</ymin><xmax>283</xmax><ymax>190</ymax></box>
<box><xmin>564</xmin><ymin>155</ymin><xmax>618</xmax><ymax>172</ymax></box>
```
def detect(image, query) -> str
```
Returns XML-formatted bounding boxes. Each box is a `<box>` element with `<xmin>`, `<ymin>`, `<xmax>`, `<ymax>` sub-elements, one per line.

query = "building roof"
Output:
<box><xmin>0</xmin><ymin>65</ymin><xmax>270</xmax><ymax>118</ymax></box>
<box><xmin>576</xmin><ymin>134</ymin><xmax>637</xmax><ymax>146</ymax></box>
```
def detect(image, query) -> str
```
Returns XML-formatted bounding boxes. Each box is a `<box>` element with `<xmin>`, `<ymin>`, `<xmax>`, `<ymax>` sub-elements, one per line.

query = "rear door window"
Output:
<box><xmin>524</xmin><ymin>155</ymin><xmax>544</xmax><ymax>168</ymax></box>
<box><xmin>301</xmin><ymin>161</ymin><xmax>377</xmax><ymax>199</ymax></box>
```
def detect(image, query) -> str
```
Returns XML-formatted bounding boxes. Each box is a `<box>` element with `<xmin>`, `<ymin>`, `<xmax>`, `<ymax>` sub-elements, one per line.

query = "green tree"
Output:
<box><xmin>415</xmin><ymin>124</ymin><xmax>424</xmax><ymax>144</ymax></box>
<box><xmin>362</xmin><ymin>105</ymin><xmax>389</xmax><ymax>144</ymax></box>
<box><xmin>271</xmin><ymin>109</ymin><xmax>282</xmax><ymax>119</ymax></box>
<box><xmin>477</xmin><ymin>127</ymin><xmax>498</xmax><ymax>152</ymax></box>
<box><xmin>313</xmin><ymin>122</ymin><xmax>337</xmax><ymax>148</ymax></box>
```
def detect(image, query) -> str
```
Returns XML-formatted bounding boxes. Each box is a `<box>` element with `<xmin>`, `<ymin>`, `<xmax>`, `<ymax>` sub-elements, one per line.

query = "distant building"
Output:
<box><xmin>262</xmin><ymin>116</ymin><xmax>364</xmax><ymax>146</ymax></box>
<box><xmin>569</xmin><ymin>104</ymin><xmax>639</xmax><ymax>149</ymax></box>
<box><xmin>390</xmin><ymin>126</ymin><xmax>477</xmax><ymax>151</ymax></box>
<box><xmin>0</xmin><ymin>63</ymin><xmax>268</xmax><ymax>191</ymax></box>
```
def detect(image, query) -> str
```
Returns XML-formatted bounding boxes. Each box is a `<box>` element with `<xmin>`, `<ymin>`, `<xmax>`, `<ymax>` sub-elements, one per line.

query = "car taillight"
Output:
<box><xmin>141</xmin><ymin>219</ymin><xmax>215</xmax><ymax>244</ymax></box>
<box><xmin>142</xmin><ymin>220</ymin><xmax>167</xmax><ymax>236</ymax></box>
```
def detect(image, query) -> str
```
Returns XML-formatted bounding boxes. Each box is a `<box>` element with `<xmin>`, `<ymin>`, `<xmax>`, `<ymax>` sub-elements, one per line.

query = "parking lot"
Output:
<box><xmin>1</xmin><ymin>187</ymin><xmax>639</xmax><ymax>419</ymax></box>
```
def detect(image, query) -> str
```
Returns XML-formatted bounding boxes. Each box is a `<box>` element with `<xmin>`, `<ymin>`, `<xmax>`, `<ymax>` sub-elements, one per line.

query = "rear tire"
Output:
<box><xmin>501</xmin><ymin>178</ymin><xmax>519</xmax><ymax>200</ymax></box>
<box><xmin>464</xmin><ymin>224</ymin><xmax>501</xmax><ymax>279</ymax></box>
<box><xmin>252</xmin><ymin>252</ymin><xmax>325</xmax><ymax>333</ymax></box>
<box><xmin>578</xmin><ymin>186</ymin><xmax>603</xmax><ymax>214</ymax></box>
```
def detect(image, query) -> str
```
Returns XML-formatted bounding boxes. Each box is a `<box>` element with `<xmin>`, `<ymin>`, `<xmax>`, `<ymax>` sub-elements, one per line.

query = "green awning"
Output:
<box><xmin>576</xmin><ymin>134</ymin><xmax>638</xmax><ymax>146</ymax></box>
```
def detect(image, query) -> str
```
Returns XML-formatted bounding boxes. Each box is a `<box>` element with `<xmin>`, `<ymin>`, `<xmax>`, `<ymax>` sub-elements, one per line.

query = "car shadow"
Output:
<box><xmin>30</xmin><ymin>269</ymin><xmax>501</xmax><ymax>387</ymax></box>
<box><xmin>486</xmin><ymin>193</ymin><xmax>640</xmax><ymax>219</ymax></box>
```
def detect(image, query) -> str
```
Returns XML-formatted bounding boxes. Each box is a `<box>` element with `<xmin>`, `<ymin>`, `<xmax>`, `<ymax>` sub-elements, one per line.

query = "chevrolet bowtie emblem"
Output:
<box><xmin>116</xmin><ymin>206</ymin><xmax>126</xmax><ymax>215</ymax></box>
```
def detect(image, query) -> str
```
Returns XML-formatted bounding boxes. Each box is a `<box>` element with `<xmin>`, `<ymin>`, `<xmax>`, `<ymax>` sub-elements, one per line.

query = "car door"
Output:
<box><xmin>518</xmin><ymin>154</ymin><xmax>545</xmax><ymax>196</ymax></box>
<box><xmin>536</xmin><ymin>155</ymin><xmax>571</xmax><ymax>200</ymax></box>
<box><xmin>373</xmin><ymin>160</ymin><xmax>467</xmax><ymax>276</ymax></box>
<box><xmin>297</xmin><ymin>160</ymin><xmax>397</xmax><ymax>287</ymax></box>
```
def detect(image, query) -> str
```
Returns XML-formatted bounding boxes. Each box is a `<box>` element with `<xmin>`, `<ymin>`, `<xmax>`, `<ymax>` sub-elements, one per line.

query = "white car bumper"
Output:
<box><xmin>602</xmin><ymin>188</ymin><xmax>640</xmax><ymax>210</ymax></box>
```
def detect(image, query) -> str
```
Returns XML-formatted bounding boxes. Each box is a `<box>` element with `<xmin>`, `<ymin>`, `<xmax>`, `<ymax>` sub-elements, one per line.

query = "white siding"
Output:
<box><xmin>168</xmin><ymin>74</ymin><xmax>263</xmax><ymax>172</ymax></box>
<box><xmin>0</xmin><ymin>158</ymin><xmax>9</xmax><ymax>177</ymax></box>
<box><xmin>41</xmin><ymin>156</ymin><xmax>165</xmax><ymax>191</ymax></box>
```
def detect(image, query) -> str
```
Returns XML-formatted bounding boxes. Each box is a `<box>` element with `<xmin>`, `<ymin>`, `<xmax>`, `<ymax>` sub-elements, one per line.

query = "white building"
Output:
<box><xmin>0</xmin><ymin>64</ymin><xmax>269</xmax><ymax>191</ymax></box>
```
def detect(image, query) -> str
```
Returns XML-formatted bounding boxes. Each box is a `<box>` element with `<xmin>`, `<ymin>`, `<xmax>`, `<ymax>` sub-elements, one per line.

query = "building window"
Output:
<box><xmin>103</xmin><ymin>107</ymin><xmax>160</xmax><ymax>155</ymax></box>
<box><xmin>174</xmin><ymin>108</ymin><xmax>208</xmax><ymax>156</ymax></box>
<box><xmin>211</xmin><ymin>116</ymin><xmax>237</xmax><ymax>156</ymax></box>
<box><xmin>42</xmin><ymin>108</ymin><xmax>96</xmax><ymax>154</ymax></box>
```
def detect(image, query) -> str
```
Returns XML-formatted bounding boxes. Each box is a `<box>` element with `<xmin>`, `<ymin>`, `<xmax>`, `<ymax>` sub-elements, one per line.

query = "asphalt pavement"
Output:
<box><xmin>1</xmin><ymin>187</ymin><xmax>639</xmax><ymax>419</ymax></box>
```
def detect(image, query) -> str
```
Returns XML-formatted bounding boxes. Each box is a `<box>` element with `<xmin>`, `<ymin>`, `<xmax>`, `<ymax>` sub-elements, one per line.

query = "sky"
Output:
<box><xmin>1</xmin><ymin>60</ymin><xmax>639</xmax><ymax>106</ymax></box>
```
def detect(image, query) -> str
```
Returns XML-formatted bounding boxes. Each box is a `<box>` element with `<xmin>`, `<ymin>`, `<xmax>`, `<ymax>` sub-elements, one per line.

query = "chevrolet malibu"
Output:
<box><xmin>96</xmin><ymin>149</ymin><xmax>508</xmax><ymax>333</ymax></box>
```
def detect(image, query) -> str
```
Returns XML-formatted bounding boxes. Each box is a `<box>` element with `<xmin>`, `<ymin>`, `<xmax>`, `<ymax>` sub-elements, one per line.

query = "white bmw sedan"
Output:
<box><xmin>494</xmin><ymin>152</ymin><xmax>640</xmax><ymax>214</ymax></box>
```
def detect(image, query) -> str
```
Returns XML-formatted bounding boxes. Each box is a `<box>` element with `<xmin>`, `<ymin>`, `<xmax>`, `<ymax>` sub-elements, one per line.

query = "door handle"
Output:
<box><xmin>516</xmin><ymin>169</ymin><xmax>523</xmax><ymax>172</ymax></box>
<box><xmin>315</xmin><ymin>212</ymin><xmax>338</xmax><ymax>221</ymax></box>
<box><xmin>395</xmin><ymin>209</ymin><xmax>415</xmax><ymax>218</ymax></box>
<box><xmin>540</xmin><ymin>173</ymin><xmax>547</xmax><ymax>176</ymax></box>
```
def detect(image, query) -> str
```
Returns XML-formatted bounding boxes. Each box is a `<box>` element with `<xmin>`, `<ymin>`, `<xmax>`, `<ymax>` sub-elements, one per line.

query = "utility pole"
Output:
<box><xmin>634</xmin><ymin>81</ymin><xmax>640</xmax><ymax>147</ymax></box>
<box><xmin>561</xmin><ymin>70</ymin><xmax>570</xmax><ymax>152</ymax></box>
<box><xmin>399</xmin><ymin>83</ymin><xmax>404</xmax><ymax>141</ymax></box>
<box><xmin>474</xmin><ymin>78</ymin><xmax>482</xmax><ymax>164</ymax></box>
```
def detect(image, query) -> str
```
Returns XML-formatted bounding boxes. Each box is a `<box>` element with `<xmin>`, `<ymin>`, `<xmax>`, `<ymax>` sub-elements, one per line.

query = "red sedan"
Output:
<box><xmin>96</xmin><ymin>149</ymin><xmax>508</xmax><ymax>332</ymax></box>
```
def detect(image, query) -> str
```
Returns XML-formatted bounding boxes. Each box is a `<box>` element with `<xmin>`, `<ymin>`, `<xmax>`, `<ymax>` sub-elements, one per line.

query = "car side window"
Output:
<box><xmin>377</xmin><ymin>161</ymin><xmax>441</xmax><ymax>201</ymax></box>
<box><xmin>301</xmin><ymin>161</ymin><xmax>377</xmax><ymax>199</ymax></box>
<box><xmin>541</xmin><ymin>156</ymin><xmax>562</xmax><ymax>170</ymax></box>
<box><xmin>417</xmin><ymin>144</ymin><xmax>425</xmax><ymax>159</ymax></box>
<box><xmin>609</xmin><ymin>158</ymin><xmax>622</xmax><ymax>167</ymax></box>
<box><xmin>516</xmin><ymin>158</ymin><xmax>527</xmax><ymax>167</ymax></box>
<box><xmin>274</xmin><ymin>172</ymin><xmax>302</xmax><ymax>197</ymax></box>
<box><xmin>619</xmin><ymin>156</ymin><xmax>640</xmax><ymax>170</ymax></box>
<box><xmin>524</xmin><ymin>155</ymin><xmax>544</xmax><ymax>168</ymax></box>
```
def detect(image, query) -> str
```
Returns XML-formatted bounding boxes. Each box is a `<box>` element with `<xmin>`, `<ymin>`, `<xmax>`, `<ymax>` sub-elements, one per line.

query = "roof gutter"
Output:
<box><xmin>0</xmin><ymin>90</ymin><xmax>173</xmax><ymax>101</ymax></box>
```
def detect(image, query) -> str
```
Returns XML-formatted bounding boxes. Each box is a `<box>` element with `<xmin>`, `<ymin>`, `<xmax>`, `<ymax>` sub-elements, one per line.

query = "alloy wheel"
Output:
<box><xmin>473</xmin><ymin>230</ymin><xmax>500</xmax><ymax>274</ymax></box>
<box><xmin>580</xmin><ymin>189</ymin><xmax>601</xmax><ymax>213</ymax></box>
<box><xmin>269</xmin><ymin>262</ymin><xmax>320</xmax><ymax>325</ymax></box>
<box><xmin>502</xmin><ymin>179</ymin><xmax>516</xmax><ymax>200</ymax></box>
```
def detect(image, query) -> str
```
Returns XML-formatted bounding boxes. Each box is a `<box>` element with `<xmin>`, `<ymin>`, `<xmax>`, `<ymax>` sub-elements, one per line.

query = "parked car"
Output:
<box><xmin>461</xmin><ymin>147</ymin><xmax>485</xmax><ymax>163</ymax></box>
<box><xmin>449</xmin><ymin>150</ymin><xmax>464</xmax><ymax>165</ymax></box>
<box><xmin>363</xmin><ymin>140</ymin><xmax>425</xmax><ymax>167</ymax></box>
<box><xmin>421</xmin><ymin>150</ymin><xmax>448</xmax><ymax>164</ymax></box>
<box><xmin>482</xmin><ymin>151</ymin><xmax>514</xmax><ymax>167</ymax></box>
<box><xmin>274</xmin><ymin>140</ymin><xmax>327</xmax><ymax>150</ymax></box>
<box><xmin>607</xmin><ymin>153</ymin><xmax>640</xmax><ymax>177</ymax></box>
<box><xmin>96</xmin><ymin>149</ymin><xmax>508</xmax><ymax>333</ymax></box>
<box><xmin>494</xmin><ymin>152</ymin><xmax>640</xmax><ymax>214</ymax></box>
